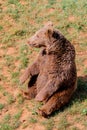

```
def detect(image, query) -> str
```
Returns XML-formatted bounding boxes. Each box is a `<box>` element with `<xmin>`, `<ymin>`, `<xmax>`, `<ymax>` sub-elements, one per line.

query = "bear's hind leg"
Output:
<box><xmin>38</xmin><ymin>84</ymin><xmax>76</xmax><ymax>117</ymax></box>
<box><xmin>22</xmin><ymin>74</ymin><xmax>38</xmax><ymax>99</ymax></box>
<box><xmin>22</xmin><ymin>85</ymin><xmax>37</xmax><ymax>100</ymax></box>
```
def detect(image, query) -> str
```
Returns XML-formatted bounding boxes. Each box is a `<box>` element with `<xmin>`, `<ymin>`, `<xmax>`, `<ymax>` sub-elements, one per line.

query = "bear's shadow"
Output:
<box><xmin>51</xmin><ymin>75</ymin><xmax>87</xmax><ymax>117</ymax></box>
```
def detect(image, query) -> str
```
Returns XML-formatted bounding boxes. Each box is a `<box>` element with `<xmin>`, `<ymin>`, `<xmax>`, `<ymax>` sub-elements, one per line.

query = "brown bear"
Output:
<box><xmin>20</xmin><ymin>22</ymin><xmax>77</xmax><ymax>117</ymax></box>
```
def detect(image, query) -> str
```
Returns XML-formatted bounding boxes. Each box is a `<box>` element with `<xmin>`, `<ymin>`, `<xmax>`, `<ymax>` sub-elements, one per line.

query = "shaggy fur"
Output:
<box><xmin>20</xmin><ymin>22</ymin><xmax>77</xmax><ymax>117</ymax></box>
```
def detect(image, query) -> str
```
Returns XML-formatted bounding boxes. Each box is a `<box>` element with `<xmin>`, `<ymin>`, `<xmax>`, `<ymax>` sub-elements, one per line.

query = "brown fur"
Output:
<box><xmin>20</xmin><ymin>22</ymin><xmax>77</xmax><ymax>117</ymax></box>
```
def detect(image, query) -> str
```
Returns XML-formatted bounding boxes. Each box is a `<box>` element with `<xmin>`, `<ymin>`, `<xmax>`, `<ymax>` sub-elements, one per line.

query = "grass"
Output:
<box><xmin>42</xmin><ymin>118</ymin><xmax>54</xmax><ymax>130</ymax></box>
<box><xmin>7</xmin><ymin>94</ymin><xmax>16</xmax><ymax>104</ymax></box>
<box><xmin>29</xmin><ymin>117</ymin><xmax>37</xmax><ymax>123</ymax></box>
<box><xmin>57</xmin><ymin>116</ymin><xmax>70</xmax><ymax>130</ymax></box>
<box><xmin>0</xmin><ymin>110</ymin><xmax>22</xmax><ymax>130</ymax></box>
<box><xmin>0</xmin><ymin>104</ymin><xmax>5</xmax><ymax>110</ymax></box>
<box><xmin>0</xmin><ymin>0</ymin><xmax>87</xmax><ymax>130</ymax></box>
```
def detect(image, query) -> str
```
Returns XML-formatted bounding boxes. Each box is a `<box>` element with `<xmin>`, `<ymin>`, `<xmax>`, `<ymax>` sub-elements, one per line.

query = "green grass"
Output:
<box><xmin>3</xmin><ymin>114</ymin><xmax>11</xmax><ymax>123</ymax></box>
<box><xmin>29</xmin><ymin>117</ymin><xmax>37</xmax><ymax>123</ymax></box>
<box><xmin>0</xmin><ymin>25</ymin><xmax>3</xmax><ymax>31</ymax></box>
<box><xmin>7</xmin><ymin>94</ymin><xmax>16</xmax><ymax>104</ymax></box>
<box><xmin>0</xmin><ymin>110</ymin><xmax>22</xmax><ymax>130</ymax></box>
<box><xmin>42</xmin><ymin>118</ymin><xmax>54</xmax><ymax>130</ymax></box>
<box><xmin>0</xmin><ymin>0</ymin><xmax>87</xmax><ymax>130</ymax></box>
<box><xmin>0</xmin><ymin>104</ymin><xmax>5</xmax><ymax>110</ymax></box>
<box><xmin>0</xmin><ymin>123</ymin><xmax>13</xmax><ymax>130</ymax></box>
<box><xmin>57</xmin><ymin>116</ymin><xmax>70</xmax><ymax>130</ymax></box>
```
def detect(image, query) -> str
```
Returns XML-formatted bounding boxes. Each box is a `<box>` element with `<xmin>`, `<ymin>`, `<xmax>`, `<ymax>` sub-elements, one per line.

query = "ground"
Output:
<box><xmin>0</xmin><ymin>0</ymin><xmax>87</xmax><ymax>130</ymax></box>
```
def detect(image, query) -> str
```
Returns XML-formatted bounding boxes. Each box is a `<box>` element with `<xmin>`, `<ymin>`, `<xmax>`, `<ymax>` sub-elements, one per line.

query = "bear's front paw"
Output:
<box><xmin>20</xmin><ymin>75</ymin><xmax>27</xmax><ymax>85</ymax></box>
<box><xmin>20</xmin><ymin>90</ymin><xmax>31</xmax><ymax>100</ymax></box>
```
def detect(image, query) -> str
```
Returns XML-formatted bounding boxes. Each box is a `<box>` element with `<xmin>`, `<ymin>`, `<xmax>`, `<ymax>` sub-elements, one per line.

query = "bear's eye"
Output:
<box><xmin>52</xmin><ymin>31</ymin><xmax>60</xmax><ymax>39</ymax></box>
<box><xmin>37</xmin><ymin>35</ymin><xmax>39</xmax><ymax>38</ymax></box>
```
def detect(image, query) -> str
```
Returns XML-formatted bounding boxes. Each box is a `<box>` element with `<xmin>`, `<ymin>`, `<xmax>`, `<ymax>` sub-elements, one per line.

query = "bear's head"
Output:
<box><xmin>27</xmin><ymin>22</ymin><xmax>66</xmax><ymax>54</ymax></box>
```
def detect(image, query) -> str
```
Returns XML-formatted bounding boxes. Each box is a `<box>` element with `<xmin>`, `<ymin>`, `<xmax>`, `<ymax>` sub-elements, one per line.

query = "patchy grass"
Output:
<box><xmin>0</xmin><ymin>104</ymin><xmax>5</xmax><ymax>110</ymax></box>
<box><xmin>42</xmin><ymin>118</ymin><xmax>54</xmax><ymax>130</ymax></box>
<box><xmin>0</xmin><ymin>0</ymin><xmax>87</xmax><ymax>130</ymax></box>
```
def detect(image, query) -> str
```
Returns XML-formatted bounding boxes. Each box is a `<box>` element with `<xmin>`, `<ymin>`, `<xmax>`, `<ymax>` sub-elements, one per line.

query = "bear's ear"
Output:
<box><xmin>45</xmin><ymin>27</ymin><xmax>53</xmax><ymax>38</ymax></box>
<box><xmin>47</xmin><ymin>28</ymin><xmax>53</xmax><ymax>36</ymax></box>
<box><xmin>52</xmin><ymin>31</ymin><xmax>60</xmax><ymax>39</ymax></box>
<box><xmin>45</xmin><ymin>21</ymin><xmax>53</xmax><ymax>27</ymax></box>
<box><xmin>44</xmin><ymin>21</ymin><xmax>53</xmax><ymax>37</ymax></box>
